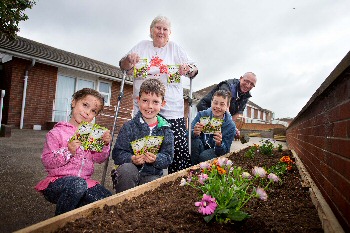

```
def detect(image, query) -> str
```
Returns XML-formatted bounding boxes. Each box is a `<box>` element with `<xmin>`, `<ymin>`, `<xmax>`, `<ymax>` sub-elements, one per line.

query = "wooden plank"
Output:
<box><xmin>14</xmin><ymin>169</ymin><xmax>189</xmax><ymax>233</ymax></box>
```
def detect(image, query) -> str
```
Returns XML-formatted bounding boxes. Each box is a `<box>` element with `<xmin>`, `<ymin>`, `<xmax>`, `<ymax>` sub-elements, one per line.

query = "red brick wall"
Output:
<box><xmin>96</xmin><ymin>82</ymin><xmax>133</xmax><ymax>135</ymax></box>
<box><xmin>7</xmin><ymin>58</ymin><xmax>57</xmax><ymax>129</ymax></box>
<box><xmin>286</xmin><ymin>66</ymin><xmax>350</xmax><ymax>232</ymax></box>
<box><xmin>247</xmin><ymin>106</ymin><xmax>252</xmax><ymax>118</ymax></box>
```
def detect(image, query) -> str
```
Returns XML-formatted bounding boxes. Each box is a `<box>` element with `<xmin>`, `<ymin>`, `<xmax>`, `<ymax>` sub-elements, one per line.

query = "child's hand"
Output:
<box><xmin>194</xmin><ymin>122</ymin><xmax>204</xmax><ymax>136</ymax></box>
<box><xmin>102</xmin><ymin>130</ymin><xmax>112</xmax><ymax>145</ymax></box>
<box><xmin>131</xmin><ymin>154</ymin><xmax>145</xmax><ymax>165</ymax></box>
<box><xmin>68</xmin><ymin>140</ymin><xmax>81</xmax><ymax>156</ymax></box>
<box><xmin>213</xmin><ymin>131</ymin><xmax>222</xmax><ymax>147</ymax></box>
<box><xmin>144</xmin><ymin>152</ymin><xmax>156</xmax><ymax>163</ymax></box>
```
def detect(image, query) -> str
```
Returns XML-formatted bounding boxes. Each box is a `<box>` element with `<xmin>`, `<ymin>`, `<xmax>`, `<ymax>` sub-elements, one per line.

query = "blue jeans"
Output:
<box><xmin>42</xmin><ymin>176</ymin><xmax>111</xmax><ymax>215</ymax></box>
<box><xmin>112</xmin><ymin>163</ymin><xmax>161</xmax><ymax>194</ymax></box>
<box><xmin>190</xmin><ymin>138</ymin><xmax>216</xmax><ymax>165</ymax></box>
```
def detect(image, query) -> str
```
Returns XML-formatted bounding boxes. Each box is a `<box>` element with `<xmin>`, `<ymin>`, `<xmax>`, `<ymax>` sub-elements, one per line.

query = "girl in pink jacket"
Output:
<box><xmin>35</xmin><ymin>88</ymin><xmax>112</xmax><ymax>215</ymax></box>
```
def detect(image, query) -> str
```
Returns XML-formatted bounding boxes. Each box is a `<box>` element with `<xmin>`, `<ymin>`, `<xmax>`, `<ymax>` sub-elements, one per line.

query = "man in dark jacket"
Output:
<box><xmin>196</xmin><ymin>72</ymin><xmax>257</xmax><ymax>136</ymax></box>
<box><xmin>197</xmin><ymin>72</ymin><xmax>257</xmax><ymax>120</ymax></box>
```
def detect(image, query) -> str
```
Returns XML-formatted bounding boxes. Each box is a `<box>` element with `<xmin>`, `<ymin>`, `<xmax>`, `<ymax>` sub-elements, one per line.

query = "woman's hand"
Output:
<box><xmin>102</xmin><ymin>130</ymin><xmax>112</xmax><ymax>145</ymax></box>
<box><xmin>179</xmin><ymin>64</ymin><xmax>197</xmax><ymax>78</ymax></box>
<box><xmin>193</xmin><ymin>122</ymin><xmax>204</xmax><ymax>136</ymax></box>
<box><xmin>127</xmin><ymin>53</ymin><xmax>140</xmax><ymax>66</ymax></box>
<box><xmin>68</xmin><ymin>140</ymin><xmax>81</xmax><ymax>156</ymax></box>
<box><xmin>131</xmin><ymin>154</ymin><xmax>145</xmax><ymax>165</ymax></box>
<box><xmin>213</xmin><ymin>131</ymin><xmax>223</xmax><ymax>147</ymax></box>
<box><xmin>144</xmin><ymin>152</ymin><xmax>157</xmax><ymax>163</ymax></box>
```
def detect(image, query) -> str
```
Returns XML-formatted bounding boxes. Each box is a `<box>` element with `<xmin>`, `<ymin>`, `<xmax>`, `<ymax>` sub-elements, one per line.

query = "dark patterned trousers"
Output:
<box><xmin>167</xmin><ymin>117</ymin><xmax>192</xmax><ymax>174</ymax></box>
<box><xmin>42</xmin><ymin>176</ymin><xmax>111</xmax><ymax>215</ymax></box>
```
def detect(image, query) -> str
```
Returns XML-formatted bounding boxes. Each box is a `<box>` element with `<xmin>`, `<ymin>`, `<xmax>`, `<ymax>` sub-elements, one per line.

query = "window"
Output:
<box><xmin>98</xmin><ymin>81</ymin><xmax>111</xmax><ymax>106</ymax></box>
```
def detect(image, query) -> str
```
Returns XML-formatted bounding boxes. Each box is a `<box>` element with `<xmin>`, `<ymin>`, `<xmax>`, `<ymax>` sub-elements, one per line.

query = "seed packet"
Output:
<box><xmin>201</xmin><ymin>117</ymin><xmax>223</xmax><ymax>134</ymax></box>
<box><xmin>69</xmin><ymin>121</ymin><xmax>93</xmax><ymax>143</ymax></box>
<box><xmin>70</xmin><ymin>121</ymin><xmax>107</xmax><ymax>152</ymax></box>
<box><xmin>200</xmin><ymin>117</ymin><xmax>212</xmax><ymax>134</ymax></box>
<box><xmin>134</xmin><ymin>58</ymin><xmax>148</xmax><ymax>78</ymax></box>
<box><xmin>84</xmin><ymin>124</ymin><xmax>108</xmax><ymax>152</ymax></box>
<box><xmin>167</xmin><ymin>65</ymin><xmax>181</xmax><ymax>83</ymax></box>
<box><xmin>210</xmin><ymin>118</ymin><xmax>223</xmax><ymax>132</ymax></box>
<box><xmin>131</xmin><ymin>137</ymin><xmax>146</xmax><ymax>156</ymax></box>
<box><xmin>144</xmin><ymin>136</ymin><xmax>163</xmax><ymax>154</ymax></box>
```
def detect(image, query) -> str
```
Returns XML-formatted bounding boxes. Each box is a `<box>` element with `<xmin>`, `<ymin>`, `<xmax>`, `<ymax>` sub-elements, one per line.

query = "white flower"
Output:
<box><xmin>242</xmin><ymin>172</ymin><xmax>252</xmax><ymax>180</ymax></box>
<box><xmin>256</xmin><ymin>187</ymin><xmax>268</xmax><ymax>201</ymax></box>
<box><xmin>252</xmin><ymin>166</ymin><xmax>267</xmax><ymax>178</ymax></box>
<box><xmin>268</xmin><ymin>173</ymin><xmax>280</xmax><ymax>183</ymax></box>
<box><xmin>180</xmin><ymin>178</ymin><xmax>187</xmax><ymax>186</ymax></box>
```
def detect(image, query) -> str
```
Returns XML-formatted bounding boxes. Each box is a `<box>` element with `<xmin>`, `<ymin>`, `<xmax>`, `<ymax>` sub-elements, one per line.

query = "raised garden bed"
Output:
<box><xmin>16</xmin><ymin>145</ymin><xmax>342</xmax><ymax>233</ymax></box>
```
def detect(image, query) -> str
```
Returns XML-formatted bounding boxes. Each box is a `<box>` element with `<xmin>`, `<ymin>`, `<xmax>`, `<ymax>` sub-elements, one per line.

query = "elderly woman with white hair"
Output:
<box><xmin>119</xmin><ymin>15</ymin><xmax>198</xmax><ymax>174</ymax></box>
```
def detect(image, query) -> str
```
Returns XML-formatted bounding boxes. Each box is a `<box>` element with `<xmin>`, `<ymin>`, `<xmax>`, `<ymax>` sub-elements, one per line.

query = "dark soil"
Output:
<box><xmin>56</xmin><ymin>148</ymin><xmax>323</xmax><ymax>233</ymax></box>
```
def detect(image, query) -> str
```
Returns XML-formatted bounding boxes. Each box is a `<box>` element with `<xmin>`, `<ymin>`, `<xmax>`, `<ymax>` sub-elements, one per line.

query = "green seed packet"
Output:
<box><xmin>210</xmin><ymin>118</ymin><xmax>223</xmax><ymax>132</ymax></box>
<box><xmin>69</xmin><ymin>121</ymin><xmax>92</xmax><ymax>143</ymax></box>
<box><xmin>133</xmin><ymin>58</ymin><xmax>148</xmax><ymax>78</ymax></box>
<box><xmin>70</xmin><ymin>121</ymin><xmax>107</xmax><ymax>152</ymax></box>
<box><xmin>131</xmin><ymin>137</ymin><xmax>146</xmax><ymax>156</ymax></box>
<box><xmin>144</xmin><ymin>136</ymin><xmax>163</xmax><ymax>154</ymax></box>
<box><xmin>201</xmin><ymin>117</ymin><xmax>223</xmax><ymax>134</ymax></box>
<box><xmin>167</xmin><ymin>65</ymin><xmax>181</xmax><ymax>83</ymax></box>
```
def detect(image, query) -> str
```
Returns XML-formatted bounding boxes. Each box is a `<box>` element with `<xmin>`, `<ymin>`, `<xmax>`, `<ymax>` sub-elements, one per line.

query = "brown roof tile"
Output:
<box><xmin>0</xmin><ymin>35</ymin><xmax>131</xmax><ymax>82</ymax></box>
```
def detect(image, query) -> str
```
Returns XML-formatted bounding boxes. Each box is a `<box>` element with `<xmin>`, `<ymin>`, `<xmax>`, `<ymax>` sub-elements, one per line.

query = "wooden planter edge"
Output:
<box><xmin>291</xmin><ymin>150</ymin><xmax>344</xmax><ymax>233</ymax></box>
<box><xmin>15</xmin><ymin>146</ymin><xmax>343</xmax><ymax>233</ymax></box>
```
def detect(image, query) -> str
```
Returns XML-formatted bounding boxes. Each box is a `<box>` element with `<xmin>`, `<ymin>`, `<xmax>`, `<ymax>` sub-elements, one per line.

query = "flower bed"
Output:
<box><xmin>52</xmin><ymin>142</ymin><xmax>323</xmax><ymax>233</ymax></box>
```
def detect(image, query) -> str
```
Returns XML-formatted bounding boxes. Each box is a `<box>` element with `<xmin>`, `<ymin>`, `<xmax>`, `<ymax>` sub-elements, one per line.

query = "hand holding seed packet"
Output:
<box><xmin>131</xmin><ymin>136</ymin><xmax>164</xmax><ymax>156</ymax></box>
<box><xmin>167</xmin><ymin>65</ymin><xmax>181</xmax><ymax>83</ymax></box>
<box><xmin>69</xmin><ymin>121</ymin><xmax>108</xmax><ymax>152</ymax></box>
<box><xmin>134</xmin><ymin>58</ymin><xmax>148</xmax><ymax>78</ymax></box>
<box><xmin>200</xmin><ymin>117</ymin><xmax>223</xmax><ymax>134</ymax></box>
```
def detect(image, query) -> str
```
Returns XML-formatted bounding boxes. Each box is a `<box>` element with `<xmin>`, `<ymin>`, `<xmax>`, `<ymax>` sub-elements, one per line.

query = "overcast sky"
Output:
<box><xmin>18</xmin><ymin>0</ymin><xmax>350</xmax><ymax>119</ymax></box>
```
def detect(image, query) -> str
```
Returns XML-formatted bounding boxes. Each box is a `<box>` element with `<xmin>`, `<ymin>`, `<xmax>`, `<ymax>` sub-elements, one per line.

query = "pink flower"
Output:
<box><xmin>195</xmin><ymin>194</ymin><xmax>217</xmax><ymax>215</ymax></box>
<box><xmin>199</xmin><ymin>162</ymin><xmax>210</xmax><ymax>170</ymax></box>
<box><xmin>198</xmin><ymin>174</ymin><xmax>209</xmax><ymax>184</ymax></box>
<box><xmin>267</xmin><ymin>173</ymin><xmax>280</xmax><ymax>183</ymax></box>
<box><xmin>225</xmin><ymin>159</ymin><xmax>233</xmax><ymax>167</ymax></box>
<box><xmin>217</xmin><ymin>157</ymin><xmax>227</xmax><ymax>167</ymax></box>
<box><xmin>252</xmin><ymin>166</ymin><xmax>267</xmax><ymax>178</ymax></box>
<box><xmin>256</xmin><ymin>187</ymin><xmax>268</xmax><ymax>201</ymax></box>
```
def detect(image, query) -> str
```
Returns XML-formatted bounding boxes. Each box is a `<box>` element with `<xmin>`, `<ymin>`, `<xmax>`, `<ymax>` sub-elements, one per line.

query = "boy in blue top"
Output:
<box><xmin>191</xmin><ymin>90</ymin><xmax>236</xmax><ymax>165</ymax></box>
<box><xmin>111</xmin><ymin>79</ymin><xmax>174</xmax><ymax>193</ymax></box>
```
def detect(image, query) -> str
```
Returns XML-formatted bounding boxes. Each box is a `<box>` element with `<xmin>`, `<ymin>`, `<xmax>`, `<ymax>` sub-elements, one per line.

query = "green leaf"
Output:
<box><xmin>203</xmin><ymin>213</ymin><xmax>215</xmax><ymax>223</ymax></box>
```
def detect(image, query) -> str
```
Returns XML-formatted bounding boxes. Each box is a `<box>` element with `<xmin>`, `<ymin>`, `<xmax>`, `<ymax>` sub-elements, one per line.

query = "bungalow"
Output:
<box><xmin>0</xmin><ymin>35</ymin><xmax>192</xmax><ymax>133</ymax></box>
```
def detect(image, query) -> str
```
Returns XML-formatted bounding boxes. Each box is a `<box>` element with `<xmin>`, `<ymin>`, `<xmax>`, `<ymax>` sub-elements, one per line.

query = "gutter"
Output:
<box><xmin>20</xmin><ymin>59</ymin><xmax>35</xmax><ymax>129</ymax></box>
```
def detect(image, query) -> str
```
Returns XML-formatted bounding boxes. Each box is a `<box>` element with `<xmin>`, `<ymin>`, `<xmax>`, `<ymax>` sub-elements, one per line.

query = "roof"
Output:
<box><xmin>0</xmin><ymin>35</ymin><xmax>132</xmax><ymax>82</ymax></box>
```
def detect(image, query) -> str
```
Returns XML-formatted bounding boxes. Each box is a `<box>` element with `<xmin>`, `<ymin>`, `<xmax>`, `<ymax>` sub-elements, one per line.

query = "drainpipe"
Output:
<box><xmin>20</xmin><ymin>59</ymin><xmax>36</xmax><ymax>129</ymax></box>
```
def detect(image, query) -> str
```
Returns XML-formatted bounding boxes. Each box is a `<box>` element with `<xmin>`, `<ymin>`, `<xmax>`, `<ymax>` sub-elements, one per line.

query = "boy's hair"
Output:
<box><xmin>212</xmin><ymin>89</ymin><xmax>232</xmax><ymax>105</ymax></box>
<box><xmin>139</xmin><ymin>79</ymin><xmax>166</xmax><ymax>100</ymax></box>
<box><xmin>71</xmin><ymin>88</ymin><xmax>105</xmax><ymax>113</ymax></box>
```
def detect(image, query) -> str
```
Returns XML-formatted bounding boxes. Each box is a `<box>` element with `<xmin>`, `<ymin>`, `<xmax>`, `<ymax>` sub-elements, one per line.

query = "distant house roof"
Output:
<box><xmin>0</xmin><ymin>35</ymin><xmax>131</xmax><ymax>83</ymax></box>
